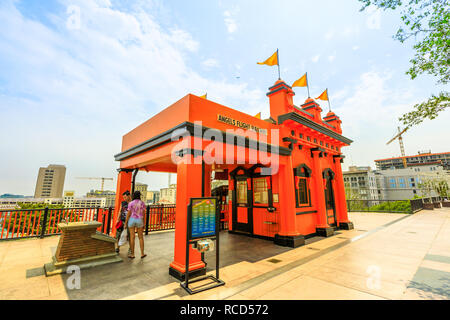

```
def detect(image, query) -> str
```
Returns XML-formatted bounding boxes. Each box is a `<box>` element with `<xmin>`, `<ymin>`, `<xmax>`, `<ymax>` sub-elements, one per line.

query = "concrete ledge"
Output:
<box><xmin>91</xmin><ymin>231</ymin><xmax>117</xmax><ymax>243</ymax></box>
<box><xmin>58</xmin><ymin>221</ymin><xmax>102</xmax><ymax>231</ymax></box>
<box><xmin>274</xmin><ymin>234</ymin><xmax>305</xmax><ymax>248</ymax></box>
<box><xmin>316</xmin><ymin>227</ymin><xmax>334</xmax><ymax>237</ymax></box>
<box><xmin>44</xmin><ymin>253</ymin><xmax>123</xmax><ymax>277</ymax></box>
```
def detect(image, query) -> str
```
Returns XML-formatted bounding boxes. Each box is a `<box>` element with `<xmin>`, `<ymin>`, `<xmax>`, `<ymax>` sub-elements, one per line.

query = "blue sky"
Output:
<box><xmin>0</xmin><ymin>0</ymin><xmax>449</xmax><ymax>196</ymax></box>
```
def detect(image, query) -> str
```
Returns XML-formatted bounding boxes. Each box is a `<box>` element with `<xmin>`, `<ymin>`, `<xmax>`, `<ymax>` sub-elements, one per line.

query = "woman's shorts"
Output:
<box><xmin>128</xmin><ymin>217</ymin><xmax>144</xmax><ymax>228</ymax></box>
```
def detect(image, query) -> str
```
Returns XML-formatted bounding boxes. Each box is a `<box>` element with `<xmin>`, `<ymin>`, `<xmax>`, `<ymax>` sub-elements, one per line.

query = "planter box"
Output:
<box><xmin>433</xmin><ymin>202</ymin><xmax>442</xmax><ymax>208</ymax></box>
<box><xmin>423</xmin><ymin>203</ymin><xmax>434</xmax><ymax>210</ymax></box>
<box><xmin>442</xmin><ymin>201</ymin><xmax>450</xmax><ymax>208</ymax></box>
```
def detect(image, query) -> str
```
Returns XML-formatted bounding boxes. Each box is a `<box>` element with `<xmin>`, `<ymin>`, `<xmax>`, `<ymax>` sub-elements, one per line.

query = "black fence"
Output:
<box><xmin>347</xmin><ymin>197</ymin><xmax>444</xmax><ymax>214</ymax></box>
<box><xmin>0</xmin><ymin>204</ymin><xmax>176</xmax><ymax>241</ymax></box>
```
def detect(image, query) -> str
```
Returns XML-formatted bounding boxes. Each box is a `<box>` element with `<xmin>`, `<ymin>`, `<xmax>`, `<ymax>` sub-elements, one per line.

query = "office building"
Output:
<box><xmin>343</xmin><ymin>164</ymin><xmax>448</xmax><ymax>200</ymax></box>
<box><xmin>159</xmin><ymin>184</ymin><xmax>177</xmax><ymax>204</ymax></box>
<box><xmin>86</xmin><ymin>190</ymin><xmax>116</xmax><ymax>208</ymax></box>
<box><xmin>146</xmin><ymin>190</ymin><xmax>160</xmax><ymax>204</ymax></box>
<box><xmin>134</xmin><ymin>183</ymin><xmax>148</xmax><ymax>202</ymax></box>
<box><xmin>34</xmin><ymin>164</ymin><xmax>66</xmax><ymax>198</ymax></box>
<box><xmin>374</xmin><ymin>151</ymin><xmax>450</xmax><ymax>170</ymax></box>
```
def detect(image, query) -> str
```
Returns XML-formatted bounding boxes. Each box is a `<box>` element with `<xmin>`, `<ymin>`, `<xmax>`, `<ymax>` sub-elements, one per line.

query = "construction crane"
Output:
<box><xmin>76</xmin><ymin>177</ymin><xmax>113</xmax><ymax>192</ymax></box>
<box><xmin>386</xmin><ymin>126</ymin><xmax>408</xmax><ymax>168</ymax></box>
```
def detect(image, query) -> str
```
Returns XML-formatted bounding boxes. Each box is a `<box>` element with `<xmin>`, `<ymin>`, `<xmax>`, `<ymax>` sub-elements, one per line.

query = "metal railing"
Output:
<box><xmin>144</xmin><ymin>204</ymin><xmax>176</xmax><ymax>234</ymax></box>
<box><xmin>0</xmin><ymin>204</ymin><xmax>177</xmax><ymax>241</ymax></box>
<box><xmin>347</xmin><ymin>197</ymin><xmax>443</xmax><ymax>214</ymax></box>
<box><xmin>0</xmin><ymin>207</ymin><xmax>111</xmax><ymax>240</ymax></box>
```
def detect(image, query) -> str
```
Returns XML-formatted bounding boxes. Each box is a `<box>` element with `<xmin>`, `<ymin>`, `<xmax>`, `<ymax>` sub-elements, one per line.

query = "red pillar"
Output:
<box><xmin>169</xmin><ymin>154</ymin><xmax>206</xmax><ymax>280</ymax></box>
<box><xmin>274</xmin><ymin>157</ymin><xmax>305</xmax><ymax>247</ymax></box>
<box><xmin>333</xmin><ymin>156</ymin><xmax>354</xmax><ymax>230</ymax></box>
<box><xmin>311</xmin><ymin>149</ymin><xmax>334</xmax><ymax>237</ymax></box>
<box><xmin>112</xmin><ymin>169</ymin><xmax>132</xmax><ymax>236</ymax></box>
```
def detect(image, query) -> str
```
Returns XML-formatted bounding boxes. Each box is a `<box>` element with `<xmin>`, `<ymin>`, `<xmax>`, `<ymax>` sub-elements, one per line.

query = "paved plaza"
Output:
<box><xmin>0</xmin><ymin>209</ymin><xmax>449</xmax><ymax>300</ymax></box>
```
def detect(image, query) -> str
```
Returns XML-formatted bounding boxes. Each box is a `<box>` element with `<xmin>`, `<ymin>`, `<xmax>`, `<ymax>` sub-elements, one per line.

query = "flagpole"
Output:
<box><xmin>306</xmin><ymin>72</ymin><xmax>311</xmax><ymax>98</ymax></box>
<box><xmin>327</xmin><ymin>89</ymin><xmax>331</xmax><ymax>112</ymax></box>
<box><xmin>277</xmin><ymin>49</ymin><xmax>281</xmax><ymax>80</ymax></box>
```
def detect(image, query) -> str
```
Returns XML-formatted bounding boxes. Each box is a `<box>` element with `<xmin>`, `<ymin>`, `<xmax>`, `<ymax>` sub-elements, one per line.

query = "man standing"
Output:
<box><xmin>116</xmin><ymin>190</ymin><xmax>132</xmax><ymax>253</ymax></box>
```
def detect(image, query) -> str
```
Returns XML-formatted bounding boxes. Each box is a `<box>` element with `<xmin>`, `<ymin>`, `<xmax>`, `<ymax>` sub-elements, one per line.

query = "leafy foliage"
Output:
<box><xmin>17</xmin><ymin>202</ymin><xmax>64</xmax><ymax>210</ymax></box>
<box><xmin>358</xmin><ymin>0</ymin><xmax>450</xmax><ymax>128</ymax></box>
<box><xmin>399</xmin><ymin>92</ymin><xmax>449</xmax><ymax>127</ymax></box>
<box><xmin>419</xmin><ymin>177</ymin><xmax>450</xmax><ymax>197</ymax></box>
<box><xmin>347</xmin><ymin>199</ymin><xmax>412</xmax><ymax>212</ymax></box>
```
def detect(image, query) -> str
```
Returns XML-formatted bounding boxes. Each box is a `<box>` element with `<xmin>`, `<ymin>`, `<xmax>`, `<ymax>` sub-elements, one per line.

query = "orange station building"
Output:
<box><xmin>113</xmin><ymin>80</ymin><xmax>354</xmax><ymax>279</ymax></box>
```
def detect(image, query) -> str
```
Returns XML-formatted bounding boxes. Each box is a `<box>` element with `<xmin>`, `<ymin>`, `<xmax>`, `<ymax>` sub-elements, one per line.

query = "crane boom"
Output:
<box><xmin>386</xmin><ymin>127</ymin><xmax>408</xmax><ymax>145</ymax></box>
<box><xmin>76</xmin><ymin>177</ymin><xmax>114</xmax><ymax>192</ymax></box>
<box><xmin>386</xmin><ymin>127</ymin><xmax>408</xmax><ymax>168</ymax></box>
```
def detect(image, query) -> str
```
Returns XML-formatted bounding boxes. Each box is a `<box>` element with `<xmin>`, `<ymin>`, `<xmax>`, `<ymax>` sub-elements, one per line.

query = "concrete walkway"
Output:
<box><xmin>0</xmin><ymin>208</ymin><xmax>449</xmax><ymax>300</ymax></box>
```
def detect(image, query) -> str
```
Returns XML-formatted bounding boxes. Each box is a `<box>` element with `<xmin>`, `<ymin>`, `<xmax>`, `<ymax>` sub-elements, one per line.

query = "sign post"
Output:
<box><xmin>181</xmin><ymin>197</ymin><xmax>225</xmax><ymax>294</ymax></box>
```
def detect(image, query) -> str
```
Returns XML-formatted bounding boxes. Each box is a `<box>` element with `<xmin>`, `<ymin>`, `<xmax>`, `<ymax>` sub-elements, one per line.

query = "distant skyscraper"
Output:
<box><xmin>34</xmin><ymin>164</ymin><xmax>66</xmax><ymax>198</ymax></box>
<box><xmin>134</xmin><ymin>183</ymin><xmax>148</xmax><ymax>202</ymax></box>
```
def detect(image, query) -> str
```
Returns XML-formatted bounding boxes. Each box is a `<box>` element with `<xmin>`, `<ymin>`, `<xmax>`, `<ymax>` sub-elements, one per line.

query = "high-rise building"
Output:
<box><xmin>343</xmin><ymin>164</ymin><xmax>448</xmax><ymax>201</ymax></box>
<box><xmin>63</xmin><ymin>191</ymin><xmax>106</xmax><ymax>208</ymax></box>
<box><xmin>159</xmin><ymin>184</ymin><xmax>177</xmax><ymax>204</ymax></box>
<box><xmin>374</xmin><ymin>151</ymin><xmax>450</xmax><ymax>170</ymax></box>
<box><xmin>134</xmin><ymin>183</ymin><xmax>148</xmax><ymax>202</ymax></box>
<box><xmin>343</xmin><ymin>166</ymin><xmax>382</xmax><ymax>201</ymax></box>
<box><xmin>146</xmin><ymin>190</ymin><xmax>160</xmax><ymax>204</ymax></box>
<box><xmin>34</xmin><ymin>164</ymin><xmax>66</xmax><ymax>198</ymax></box>
<box><xmin>86</xmin><ymin>189</ymin><xmax>116</xmax><ymax>208</ymax></box>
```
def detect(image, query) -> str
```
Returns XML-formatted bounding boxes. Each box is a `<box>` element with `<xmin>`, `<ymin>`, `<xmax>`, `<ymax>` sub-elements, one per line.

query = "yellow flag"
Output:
<box><xmin>292</xmin><ymin>73</ymin><xmax>308</xmax><ymax>88</ymax></box>
<box><xmin>315</xmin><ymin>89</ymin><xmax>328</xmax><ymax>101</ymax></box>
<box><xmin>200</xmin><ymin>93</ymin><xmax>207</xmax><ymax>99</ymax></box>
<box><xmin>254</xmin><ymin>112</ymin><xmax>261</xmax><ymax>119</ymax></box>
<box><xmin>257</xmin><ymin>50</ymin><xmax>278</xmax><ymax>66</ymax></box>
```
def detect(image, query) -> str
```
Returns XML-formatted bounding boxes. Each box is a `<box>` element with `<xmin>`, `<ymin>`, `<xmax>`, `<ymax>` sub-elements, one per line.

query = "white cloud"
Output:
<box><xmin>342</xmin><ymin>26</ymin><xmax>360</xmax><ymax>37</ymax></box>
<box><xmin>0</xmin><ymin>0</ymin><xmax>263</xmax><ymax>195</ymax></box>
<box><xmin>223</xmin><ymin>6</ymin><xmax>239</xmax><ymax>34</ymax></box>
<box><xmin>168</xmin><ymin>29</ymin><xmax>199</xmax><ymax>52</ymax></box>
<box><xmin>324</xmin><ymin>30</ymin><xmax>334</xmax><ymax>40</ymax></box>
<box><xmin>311</xmin><ymin>55</ymin><xmax>320</xmax><ymax>63</ymax></box>
<box><xmin>328</xmin><ymin>54</ymin><xmax>336</xmax><ymax>62</ymax></box>
<box><xmin>352</xmin><ymin>45</ymin><xmax>360</xmax><ymax>51</ymax></box>
<box><xmin>202</xmin><ymin>58</ymin><xmax>220</xmax><ymax>68</ymax></box>
<box><xmin>331</xmin><ymin>70</ymin><xmax>434</xmax><ymax>169</ymax></box>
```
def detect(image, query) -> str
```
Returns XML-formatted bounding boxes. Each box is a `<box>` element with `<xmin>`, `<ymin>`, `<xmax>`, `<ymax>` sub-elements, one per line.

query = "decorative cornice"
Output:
<box><xmin>114</xmin><ymin>121</ymin><xmax>292</xmax><ymax>162</ymax></box>
<box><xmin>278</xmin><ymin>112</ymin><xmax>353</xmax><ymax>145</ymax></box>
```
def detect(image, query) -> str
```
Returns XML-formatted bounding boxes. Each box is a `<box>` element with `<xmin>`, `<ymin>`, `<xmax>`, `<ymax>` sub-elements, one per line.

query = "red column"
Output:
<box><xmin>112</xmin><ymin>169</ymin><xmax>132</xmax><ymax>236</ymax></box>
<box><xmin>169</xmin><ymin>154</ymin><xmax>206</xmax><ymax>279</ymax></box>
<box><xmin>277</xmin><ymin>158</ymin><xmax>300</xmax><ymax>237</ymax></box>
<box><xmin>311</xmin><ymin>150</ymin><xmax>328</xmax><ymax>228</ymax></box>
<box><xmin>333</xmin><ymin>156</ymin><xmax>351</xmax><ymax>224</ymax></box>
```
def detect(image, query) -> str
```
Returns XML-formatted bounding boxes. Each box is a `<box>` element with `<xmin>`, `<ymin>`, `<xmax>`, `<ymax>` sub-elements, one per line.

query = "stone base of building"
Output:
<box><xmin>274</xmin><ymin>234</ymin><xmax>305</xmax><ymax>248</ymax></box>
<box><xmin>44</xmin><ymin>253</ymin><xmax>122</xmax><ymax>277</ymax></box>
<box><xmin>433</xmin><ymin>202</ymin><xmax>442</xmax><ymax>208</ymax></box>
<box><xmin>169</xmin><ymin>266</ymin><xmax>207</xmax><ymax>281</ymax></box>
<box><xmin>316</xmin><ymin>226</ymin><xmax>335</xmax><ymax>237</ymax></box>
<box><xmin>339</xmin><ymin>221</ymin><xmax>354</xmax><ymax>230</ymax></box>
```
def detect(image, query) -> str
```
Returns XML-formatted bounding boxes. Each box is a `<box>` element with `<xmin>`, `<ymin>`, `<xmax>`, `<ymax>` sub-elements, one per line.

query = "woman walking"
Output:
<box><xmin>125</xmin><ymin>190</ymin><xmax>147</xmax><ymax>259</ymax></box>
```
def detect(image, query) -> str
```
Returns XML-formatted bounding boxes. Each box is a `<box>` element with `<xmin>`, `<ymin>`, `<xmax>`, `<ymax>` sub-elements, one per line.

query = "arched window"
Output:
<box><xmin>294</xmin><ymin>164</ymin><xmax>312</xmax><ymax>207</ymax></box>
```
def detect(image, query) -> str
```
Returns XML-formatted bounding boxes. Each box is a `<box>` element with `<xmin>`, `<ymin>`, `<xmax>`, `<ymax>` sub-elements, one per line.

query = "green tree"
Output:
<box><xmin>358</xmin><ymin>0</ymin><xmax>449</xmax><ymax>128</ymax></box>
<box><xmin>419</xmin><ymin>176</ymin><xmax>450</xmax><ymax>197</ymax></box>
